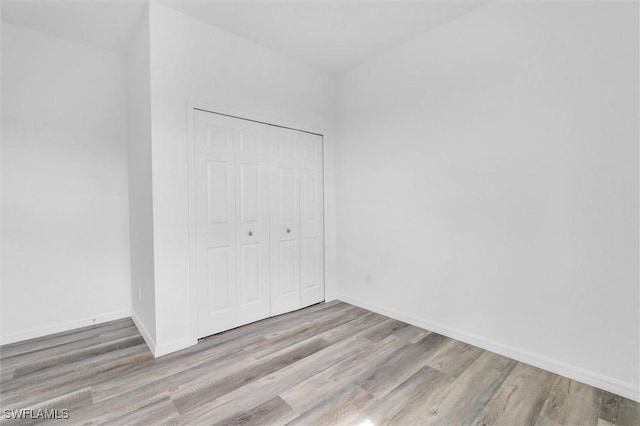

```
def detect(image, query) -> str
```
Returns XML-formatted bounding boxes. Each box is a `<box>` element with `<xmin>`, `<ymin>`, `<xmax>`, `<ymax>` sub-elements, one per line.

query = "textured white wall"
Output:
<box><xmin>1</xmin><ymin>23</ymin><xmax>131</xmax><ymax>343</ymax></box>
<box><xmin>126</xmin><ymin>10</ymin><xmax>156</xmax><ymax>346</ymax></box>
<box><xmin>147</xmin><ymin>3</ymin><xmax>336</xmax><ymax>354</ymax></box>
<box><xmin>336</xmin><ymin>2</ymin><xmax>639</xmax><ymax>398</ymax></box>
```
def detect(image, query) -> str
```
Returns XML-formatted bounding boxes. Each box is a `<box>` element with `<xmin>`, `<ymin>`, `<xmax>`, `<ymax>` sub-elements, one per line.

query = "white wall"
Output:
<box><xmin>1</xmin><ymin>23</ymin><xmax>131</xmax><ymax>344</ymax></box>
<box><xmin>147</xmin><ymin>3</ymin><xmax>336</xmax><ymax>354</ymax></box>
<box><xmin>126</xmin><ymin>10</ymin><xmax>156</xmax><ymax>347</ymax></box>
<box><xmin>336</xmin><ymin>2</ymin><xmax>639</xmax><ymax>400</ymax></box>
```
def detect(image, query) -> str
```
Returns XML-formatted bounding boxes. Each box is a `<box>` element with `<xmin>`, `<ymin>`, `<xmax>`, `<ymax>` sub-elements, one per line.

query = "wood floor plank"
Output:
<box><xmin>258</xmin><ymin>304</ymin><xmax>360</xmax><ymax>342</ymax></box>
<box><xmin>0</xmin><ymin>368</ymin><xmax>14</xmax><ymax>385</ymax></box>
<box><xmin>424</xmin><ymin>339</ymin><xmax>484</xmax><ymax>377</ymax></box>
<box><xmin>216</xmin><ymin>396</ymin><xmax>297</xmax><ymax>426</ymax></box>
<box><xmin>0</xmin><ymin>319</ymin><xmax>134</xmax><ymax>361</ymax></box>
<box><xmin>180</xmin><ymin>336</ymin><xmax>373</xmax><ymax>424</ymax></box>
<box><xmin>471</xmin><ymin>362</ymin><xmax>557</xmax><ymax>426</ymax></box>
<box><xmin>313</xmin><ymin>311</ymin><xmax>389</xmax><ymax>345</ymax></box>
<box><xmin>248</xmin><ymin>309</ymin><xmax>359</xmax><ymax>359</ymax></box>
<box><xmin>90</xmin><ymin>333</ymin><xmax>264</xmax><ymax>403</ymax></box>
<box><xmin>358</xmin><ymin>318</ymin><xmax>409</xmax><ymax>343</ymax></box>
<box><xmin>97</xmin><ymin>325</ymin><xmax>141</xmax><ymax>341</ymax></box>
<box><xmin>362</xmin><ymin>365</ymin><xmax>454</xmax><ymax>426</ymax></box>
<box><xmin>255</xmin><ymin>308</ymin><xmax>353</xmax><ymax>344</ymax></box>
<box><xmin>538</xmin><ymin>376</ymin><xmax>603</xmax><ymax>426</ymax></box>
<box><xmin>60</xmin><ymin>394</ymin><xmax>171</xmax><ymax>426</ymax></box>
<box><xmin>287</xmin><ymin>386</ymin><xmax>377</xmax><ymax>426</ymax></box>
<box><xmin>2</xmin><ymin>325</ymin><xmax>139</xmax><ymax>371</ymax></box>
<box><xmin>535</xmin><ymin>415</ymin><xmax>563</xmax><ymax>426</ymax></box>
<box><xmin>58</xmin><ymin>349</ymin><xmax>257</xmax><ymax>424</ymax></box>
<box><xmin>98</xmin><ymin>397</ymin><xmax>181</xmax><ymax>426</ymax></box>
<box><xmin>172</xmin><ymin>338</ymin><xmax>330</xmax><ymax>415</ymax></box>
<box><xmin>425</xmin><ymin>351</ymin><xmax>517</xmax><ymax>425</ymax></box>
<box><xmin>2</xmin><ymin>387</ymin><xmax>94</xmax><ymax>426</ymax></box>
<box><xmin>9</xmin><ymin>335</ymin><xmax>144</xmax><ymax>378</ymax></box>
<box><xmin>357</xmin><ymin>332</ymin><xmax>451</xmax><ymax>399</ymax></box>
<box><xmin>1</xmin><ymin>343</ymin><xmax>152</xmax><ymax>408</ymax></box>
<box><xmin>210</xmin><ymin>301</ymin><xmax>349</xmax><ymax>347</ymax></box>
<box><xmin>391</xmin><ymin>323</ymin><xmax>430</xmax><ymax>343</ymax></box>
<box><xmin>280</xmin><ymin>335</ymin><xmax>402</xmax><ymax>413</ymax></box>
<box><xmin>599</xmin><ymin>391</ymin><xmax>640</xmax><ymax>426</ymax></box>
<box><xmin>1</xmin><ymin>301</ymin><xmax>635</xmax><ymax>426</ymax></box>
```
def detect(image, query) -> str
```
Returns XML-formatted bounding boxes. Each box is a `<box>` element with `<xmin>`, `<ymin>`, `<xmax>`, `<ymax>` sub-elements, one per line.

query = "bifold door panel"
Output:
<box><xmin>235</xmin><ymin>119</ymin><xmax>271</xmax><ymax>327</ymax></box>
<box><xmin>299</xmin><ymin>133</ymin><xmax>325</xmax><ymax>307</ymax></box>
<box><xmin>193</xmin><ymin>110</ymin><xmax>324</xmax><ymax>339</ymax></box>
<box><xmin>270</xmin><ymin>126</ymin><xmax>302</xmax><ymax>316</ymax></box>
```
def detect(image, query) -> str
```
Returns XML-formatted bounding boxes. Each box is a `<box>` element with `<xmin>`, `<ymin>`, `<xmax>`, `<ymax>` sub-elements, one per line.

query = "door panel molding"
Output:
<box><xmin>188</xmin><ymin>103</ymin><xmax>326</xmax><ymax>340</ymax></box>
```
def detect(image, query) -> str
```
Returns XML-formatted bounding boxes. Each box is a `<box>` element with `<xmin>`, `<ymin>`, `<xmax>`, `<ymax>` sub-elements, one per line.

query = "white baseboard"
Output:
<box><xmin>0</xmin><ymin>310</ymin><xmax>130</xmax><ymax>346</ymax></box>
<box><xmin>154</xmin><ymin>337</ymin><xmax>197</xmax><ymax>358</ymax></box>
<box><xmin>337</xmin><ymin>293</ymin><xmax>640</xmax><ymax>402</ymax></box>
<box><xmin>129</xmin><ymin>312</ymin><xmax>196</xmax><ymax>358</ymax></box>
<box><xmin>130</xmin><ymin>311</ymin><xmax>156</xmax><ymax>356</ymax></box>
<box><xmin>324</xmin><ymin>292</ymin><xmax>338</xmax><ymax>302</ymax></box>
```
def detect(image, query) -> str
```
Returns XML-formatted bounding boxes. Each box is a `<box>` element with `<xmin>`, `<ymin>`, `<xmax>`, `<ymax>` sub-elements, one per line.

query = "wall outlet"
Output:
<box><xmin>138</xmin><ymin>287</ymin><xmax>142</xmax><ymax>301</ymax></box>
<box><xmin>366</xmin><ymin>273</ymin><xmax>373</xmax><ymax>285</ymax></box>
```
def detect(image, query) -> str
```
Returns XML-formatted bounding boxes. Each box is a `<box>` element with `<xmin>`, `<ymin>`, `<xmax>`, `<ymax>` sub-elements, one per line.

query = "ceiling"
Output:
<box><xmin>160</xmin><ymin>1</ymin><xmax>483</xmax><ymax>73</ymax></box>
<box><xmin>2</xmin><ymin>1</ymin><xmax>484</xmax><ymax>73</ymax></box>
<box><xmin>1</xmin><ymin>0</ymin><xmax>148</xmax><ymax>53</ymax></box>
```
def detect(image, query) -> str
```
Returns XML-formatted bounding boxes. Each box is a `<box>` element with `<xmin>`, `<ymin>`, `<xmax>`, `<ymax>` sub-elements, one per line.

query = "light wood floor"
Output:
<box><xmin>1</xmin><ymin>301</ymin><xmax>638</xmax><ymax>425</ymax></box>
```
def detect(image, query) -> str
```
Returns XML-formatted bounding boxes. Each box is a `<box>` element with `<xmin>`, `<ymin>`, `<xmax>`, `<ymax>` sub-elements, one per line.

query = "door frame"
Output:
<box><xmin>186</xmin><ymin>100</ymin><xmax>328</xmax><ymax>342</ymax></box>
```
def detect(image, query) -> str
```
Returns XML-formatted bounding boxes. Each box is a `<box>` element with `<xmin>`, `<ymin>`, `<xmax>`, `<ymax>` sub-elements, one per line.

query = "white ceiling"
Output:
<box><xmin>1</xmin><ymin>1</ymin><xmax>483</xmax><ymax>72</ymax></box>
<box><xmin>1</xmin><ymin>0</ymin><xmax>148</xmax><ymax>53</ymax></box>
<box><xmin>161</xmin><ymin>1</ymin><xmax>484</xmax><ymax>73</ymax></box>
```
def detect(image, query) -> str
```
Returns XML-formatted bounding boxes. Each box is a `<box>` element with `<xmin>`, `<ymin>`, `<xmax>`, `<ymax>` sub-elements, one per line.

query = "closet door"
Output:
<box><xmin>235</xmin><ymin>119</ymin><xmax>271</xmax><ymax>325</ymax></box>
<box><xmin>193</xmin><ymin>110</ymin><xmax>238</xmax><ymax>337</ymax></box>
<box><xmin>270</xmin><ymin>127</ymin><xmax>301</xmax><ymax>315</ymax></box>
<box><xmin>193</xmin><ymin>110</ymin><xmax>271</xmax><ymax>338</ymax></box>
<box><xmin>299</xmin><ymin>132</ymin><xmax>325</xmax><ymax>307</ymax></box>
<box><xmin>193</xmin><ymin>109</ymin><xmax>324</xmax><ymax>338</ymax></box>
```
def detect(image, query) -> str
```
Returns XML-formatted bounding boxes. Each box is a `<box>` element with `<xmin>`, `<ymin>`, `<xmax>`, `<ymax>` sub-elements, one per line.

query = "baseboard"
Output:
<box><xmin>154</xmin><ymin>337</ymin><xmax>197</xmax><ymax>358</ymax></box>
<box><xmin>324</xmin><ymin>292</ymin><xmax>338</xmax><ymax>302</ymax></box>
<box><xmin>130</xmin><ymin>312</ymin><xmax>196</xmax><ymax>358</ymax></box>
<box><xmin>337</xmin><ymin>293</ymin><xmax>640</xmax><ymax>402</ymax></box>
<box><xmin>0</xmin><ymin>310</ymin><xmax>130</xmax><ymax>346</ymax></box>
<box><xmin>130</xmin><ymin>311</ymin><xmax>156</xmax><ymax>356</ymax></box>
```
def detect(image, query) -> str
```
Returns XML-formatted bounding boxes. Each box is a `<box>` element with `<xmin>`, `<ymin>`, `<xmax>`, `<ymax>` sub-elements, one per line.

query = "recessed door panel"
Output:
<box><xmin>302</xmin><ymin>237</ymin><xmax>318</xmax><ymax>289</ymax></box>
<box><xmin>279</xmin><ymin>240</ymin><xmax>297</xmax><ymax>295</ymax></box>
<box><xmin>207</xmin><ymin>247</ymin><xmax>231</xmax><ymax>312</ymax></box>
<box><xmin>279</xmin><ymin>136</ymin><xmax>296</xmax><ymax>159</ymax></box>
<box><xmin>279</xmin><ymin>168</ymin><xmax>296</xmax><ymax>222</ymax></box>
<box><xmin>206</xmin><ymin>124</ymin><xmax>232</xmax><ymax>148</ymax></box>
<box><xmin>239</xmin><ymin>243</ymin><xmax>261</xmax><ymax>304</ymax></box>
<box><xmin>240</xmin><ymin>130</ymin><xmax>260</xmax><ymax>152</ymax></box>
<box><xmin>207</xmin><ymin>161</ymin><xmax>229</xmax><ymax>224</ymax></box>
<box><xmin>302</xmin><ymin>170</ymin><xmax>318</xmax><ymax>221</ymax></box>
<box><xmin>302</xmin><ymin>138</ymin><xmax>318</xmax><ymax>161</ymax></box>
<box><xmin>239</xmin><ymin>164</ymin><xmax>260</xmax><ymax>223</ymax></box>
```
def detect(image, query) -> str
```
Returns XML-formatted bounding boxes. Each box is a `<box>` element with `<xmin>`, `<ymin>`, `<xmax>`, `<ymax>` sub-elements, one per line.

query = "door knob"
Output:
<box><xmin>286</xmin><ymin>228</ymin><xmax>291</xmax><ymax>234</ymax></box>
<box><xmin>248</xmin><ymin>231</ymin><xmax>253</xmax><ymax>236</ymax></box>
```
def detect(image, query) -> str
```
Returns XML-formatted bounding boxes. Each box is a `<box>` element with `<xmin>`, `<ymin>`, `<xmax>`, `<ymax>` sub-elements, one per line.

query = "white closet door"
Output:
<box><xmin>270</xmin><ymin>127</ymin><xmax>301</xmax><ymax>315</ymax></box>
<box><xmin>194</xmin><ymin>110</ymin><xmax>239</xmax><ymax>337</ymax></box>
<box><xmin>299</xmin><ymin>132</ymin><xmax>325</xmax><ymax>307</ymax></box>
<box><xmin>193</xmin><ymin>111</ymin><xmax>271</xmax><ymax>338</ymax></box>
<box><xmin>234</xmin><ymin>119</ymin><xmax>271</xmax><ymax>325</ymax></box>
<box><xmin>193</xmin><ymin>109</ymin><xmax>323</xmax><ymax>338</ymax></box>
